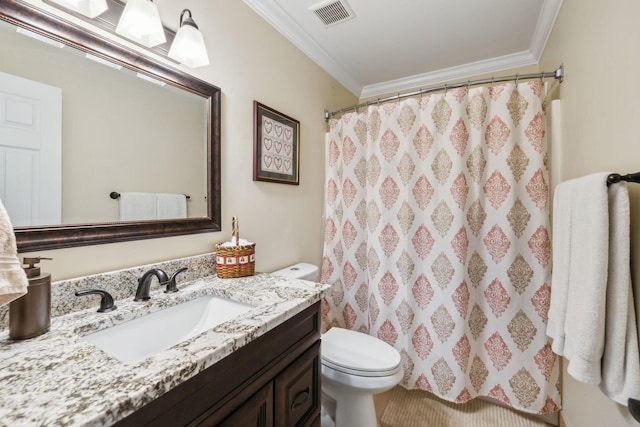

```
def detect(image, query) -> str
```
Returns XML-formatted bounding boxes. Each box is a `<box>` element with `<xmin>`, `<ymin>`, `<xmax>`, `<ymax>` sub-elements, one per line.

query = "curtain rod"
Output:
<box><xmin>324</xmin><ymin>64</ymin><xmax>564</xmax><ymax>121</ymax></box>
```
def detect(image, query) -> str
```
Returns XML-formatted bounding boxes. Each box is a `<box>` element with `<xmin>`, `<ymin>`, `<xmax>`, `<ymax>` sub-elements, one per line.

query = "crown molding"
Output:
<box><xmin>529</xmin><ymin>0</ymin><xmax>563</xmax><ymax>60</ymax></box>
<box><xmin>242</xmin><ymin>0</ymin><xmax>361</xmax><ymax>95</ymax></box>
<box><xmin>243</xmin><ymin>0</ymin><xmax>563</xmax><ymax>99</ymax></box>
<box><xmin>359</xmin><ymin>51</ymin><xmax>539</xmax><ymax>99</ymax></box>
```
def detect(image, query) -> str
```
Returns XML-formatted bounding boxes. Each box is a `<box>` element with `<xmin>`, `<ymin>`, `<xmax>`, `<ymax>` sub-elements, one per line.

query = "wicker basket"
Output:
<box><xmin>215</xmin><ymin>241</ymin><xmax>256</xmax><ymax>278</ymax></box>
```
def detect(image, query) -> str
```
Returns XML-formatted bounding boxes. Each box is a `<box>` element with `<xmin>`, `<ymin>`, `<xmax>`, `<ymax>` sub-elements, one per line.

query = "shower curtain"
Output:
<box><xmin>321</xmin><ymin>81</ymin><xmax>561</xmax><ymax>414</ymax></box>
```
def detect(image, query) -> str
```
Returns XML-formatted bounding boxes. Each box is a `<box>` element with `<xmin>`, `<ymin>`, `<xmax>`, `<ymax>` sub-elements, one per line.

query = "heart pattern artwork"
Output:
<box><xmin>261</xmin><ymin>116</ymin><xmax>294</xmax><ymax>174</ymax></box>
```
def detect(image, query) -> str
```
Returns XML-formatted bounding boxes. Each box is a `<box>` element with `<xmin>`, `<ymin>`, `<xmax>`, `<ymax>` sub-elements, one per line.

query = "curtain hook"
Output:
<box><xmin>515</xmin><ymin>74</ymin><xmax>519</xmax><ymax>85</ymax></box>
<box><xmin>490</xmin><ymin>76</ymin><xmax>494</xmax><ymax>88</ymax></box>
<box><xmin>444</xmin><ymin>84</ymin><xmax>448</xmax><ymax>96</ymax></box>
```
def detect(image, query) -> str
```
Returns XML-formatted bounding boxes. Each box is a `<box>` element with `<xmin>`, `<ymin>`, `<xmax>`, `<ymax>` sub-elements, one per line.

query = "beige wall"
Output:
<box><xmin>540</xmin><ymin>0</ymin><xmax>640</xmax><ymax>425</ymax></box>
<box><xmin>17</xmin><ymin>0</ymin><xmax>357</xmax><ymax>279</ymax></box>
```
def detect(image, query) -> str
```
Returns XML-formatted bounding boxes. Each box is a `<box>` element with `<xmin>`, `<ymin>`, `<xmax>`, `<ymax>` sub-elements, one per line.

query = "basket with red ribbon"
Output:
<box><xmin>215</xmin><ymin>216</ymin><xmax>255</xmax><ymax>278</ymax></box>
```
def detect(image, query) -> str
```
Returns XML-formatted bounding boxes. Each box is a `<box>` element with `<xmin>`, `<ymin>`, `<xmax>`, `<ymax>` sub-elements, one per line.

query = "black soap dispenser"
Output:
<box><xmin>9</xmin><ymin>257</ymin><xmax>52</xmax><ymax>340</ymax></box>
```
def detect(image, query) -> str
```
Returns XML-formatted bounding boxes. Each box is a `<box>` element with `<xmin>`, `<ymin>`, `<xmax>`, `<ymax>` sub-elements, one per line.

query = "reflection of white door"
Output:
<box><xmin>0</xmin><ymin>71</ymin><xmax>62</xmax><ymax>227</ymax></box>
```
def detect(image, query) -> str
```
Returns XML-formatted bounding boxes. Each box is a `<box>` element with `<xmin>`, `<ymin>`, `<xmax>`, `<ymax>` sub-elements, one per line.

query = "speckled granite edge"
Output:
<box><xmin>0</xmin><ymin>252</ymin><xmax>216</xmax><ymax>331</ymax></box>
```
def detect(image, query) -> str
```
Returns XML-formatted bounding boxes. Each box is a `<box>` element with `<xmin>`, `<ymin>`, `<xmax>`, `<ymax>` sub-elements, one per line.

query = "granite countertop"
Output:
<box><xmin>0</xmin><ymin>273</ymin><xmax>328</xmax><ymax>427</ymax></box>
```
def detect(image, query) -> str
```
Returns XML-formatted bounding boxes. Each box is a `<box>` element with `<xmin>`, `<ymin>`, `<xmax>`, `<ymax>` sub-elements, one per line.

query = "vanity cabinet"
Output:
<box><xmin>114</xmin><ymin>302</ymin><xmax>321</xmax><ymax>427</ymax></box>
<box><xmin>215</xmin><ymin>382</ymin><xmax>273</xmax><ymax>427</ymax></box>
<box><xmin>210</xmin><ymin>342</ymin><xmax>320</xmax><ymax>427</ymax></box>
<box><xmin>274</xmin><ymin>342</ymin><xmax>320</xmax><ymax>427</ymax></box>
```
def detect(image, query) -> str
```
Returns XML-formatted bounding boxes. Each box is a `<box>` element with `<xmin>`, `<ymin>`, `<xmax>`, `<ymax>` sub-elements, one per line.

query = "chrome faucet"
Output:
<box><xmin>134</xmin><ymin>268</ymin><xmax>169</xmax><ymax>301</ymax></box>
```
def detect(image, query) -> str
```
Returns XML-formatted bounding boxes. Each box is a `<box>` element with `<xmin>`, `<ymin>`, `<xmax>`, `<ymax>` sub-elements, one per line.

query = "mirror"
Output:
<box><xmin>0</xmin><ymin>1</ymin><xmax>221</xmax><ymax>252</ymax></box>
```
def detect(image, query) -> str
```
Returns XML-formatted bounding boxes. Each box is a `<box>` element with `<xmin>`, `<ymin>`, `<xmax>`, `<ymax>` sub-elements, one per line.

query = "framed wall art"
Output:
<box><xmin>253</xmin><ymin>101</ymin><xmax>300</xmax><ymax>185</ymax></box>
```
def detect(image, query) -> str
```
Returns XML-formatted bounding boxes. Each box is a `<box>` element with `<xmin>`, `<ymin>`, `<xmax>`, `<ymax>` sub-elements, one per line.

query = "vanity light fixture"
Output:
<box><xmin>43</xmin><ymin>0</ymin><xmax>210</xmax><ymax>68</ymax></box>
<box><xmin>115</xmin><ymin>0</ymin><xmax>165</xmax><ymax>48</ymax></box>
<box><xmin>47</xmin><ymin>0</ymin><xmax>108</xmax><ymax>18</ymax></box>
<box><xmin>168</xmin><ymin>9</ymin><xmax>210</xmax><ymax>68</ymax></box>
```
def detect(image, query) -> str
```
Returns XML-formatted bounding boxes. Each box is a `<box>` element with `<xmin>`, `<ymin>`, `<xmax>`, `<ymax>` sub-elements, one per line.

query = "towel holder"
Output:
<box><xmin>110</xmin><ymin>192</ymin><xmax>191</xmax><ymax>199</ymax></box>
<box><xmin>630</xmin><ymin>398</ymin><xmax>640</xmax><ymax>423</ymax></box>
<box><xmin>606</xmin><ymin>172</ymin><xmax>640</xmax><ymax>186</ymax></box>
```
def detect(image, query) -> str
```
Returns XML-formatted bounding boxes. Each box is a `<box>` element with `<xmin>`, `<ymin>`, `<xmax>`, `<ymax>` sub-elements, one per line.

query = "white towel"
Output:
<box><xmin>547</xmin><ymin>172</ymin><xmax>640</xmax><ymax>404</ymax></box>
<box><xmin>546</xmin><ymin>176</ymin><xmax>575</xmax><ymax>355</ymax></box>
<box><xmin>118</xmin><ymin>192</ymin><xmax>187</xmax><ymax>221</ymax></box>
<box><xmin>156</xmin><ymin>193</ymin><xmax>187</xmax><ymax>219</ymax></box>
<box><xmin>600</xmin><ymin>181</ymin><xmax>640</xmax><ymax>403</ymax></box>
<box><xmin>0</xmin><ymin>198</ymin><xmax>28</xmax><ymax>307</ymax></box>
<box><xmin>118</xmin><ymin>192</ymin><xmax>158</xmax><ymax>221</ymax></box>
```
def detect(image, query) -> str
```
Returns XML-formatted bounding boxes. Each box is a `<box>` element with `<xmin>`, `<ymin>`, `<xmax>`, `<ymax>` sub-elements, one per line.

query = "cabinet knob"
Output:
<box><xmin>291</xmin><ymin>387</ymin><xmax>310</xmax><ymax>410</ymax></box>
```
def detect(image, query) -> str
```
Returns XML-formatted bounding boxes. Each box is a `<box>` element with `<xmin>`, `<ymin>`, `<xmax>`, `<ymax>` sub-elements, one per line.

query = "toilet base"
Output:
<box><xmin>320</xmin><ymin>394</ymin><xmax>336</xmax><ymax>427</ymax></box>
<box><xmin>322</xmin><ymin>382</ymin><xmax>378</xmax><ymax>427</ymax></box>
<box><xmin>320</xmin><ymin>328</ymin><xmax>404</xmax><ymax>427</ymax></box>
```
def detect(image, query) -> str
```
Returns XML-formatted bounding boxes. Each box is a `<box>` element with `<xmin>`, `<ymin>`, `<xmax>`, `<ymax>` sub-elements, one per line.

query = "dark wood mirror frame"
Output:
<box><xmin>0</xmin><ymin>0</ymin><xmax>221</xmax><ymax>252</ymax></box>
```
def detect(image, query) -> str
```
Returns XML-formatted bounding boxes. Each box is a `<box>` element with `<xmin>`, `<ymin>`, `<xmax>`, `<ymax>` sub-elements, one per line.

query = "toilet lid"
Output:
<box><xmin>321</xmin><ymin>328</ymin><xmax>401</xmax><ymax>377</ymax></box>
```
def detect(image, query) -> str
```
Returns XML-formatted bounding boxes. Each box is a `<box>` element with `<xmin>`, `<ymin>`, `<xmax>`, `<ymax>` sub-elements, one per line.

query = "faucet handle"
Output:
<box><xmin>165</xmin><ymin>267</ymin><xmax>188</xmax><ymax>294</ymax></box>
<box><xmin>75</xmin><ymin>289</ymin><xmax>117</xmax><ymax>312</ymax></box>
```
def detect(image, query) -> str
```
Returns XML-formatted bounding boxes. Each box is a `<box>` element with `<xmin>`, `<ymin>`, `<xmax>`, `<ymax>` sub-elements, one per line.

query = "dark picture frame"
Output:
<box><xmin>253</xmin><ymin>101</ymin><xmax>300</xmax><ymax>185</ymax></box>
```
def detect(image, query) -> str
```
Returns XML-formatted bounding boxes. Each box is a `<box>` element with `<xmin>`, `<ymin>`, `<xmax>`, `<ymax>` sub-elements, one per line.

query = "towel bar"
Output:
<box><xmin>630</xmin><ymin>398</ymin><xmax>640</xmax><ymax>423</ymax></box>
<box><xmin>110</xmin><ymin>192</ymin><xmax>191</xmax><ymax>199</ymax></box>
<box><xmin>606</xmin><ymin>172</ymin><xmax>640</xmax><ymax>186</ymax></box>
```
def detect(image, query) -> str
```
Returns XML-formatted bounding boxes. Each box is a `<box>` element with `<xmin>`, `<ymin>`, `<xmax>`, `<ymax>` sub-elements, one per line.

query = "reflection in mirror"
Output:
<box><xmin>0</xmin><ymin>1</ymin><xmax>221</xmax><ymax>252</ymax></box>
<box><xmin>1</xmin><ymin>19</ymin><xmax>208</xmax><ymax>227</ymax></box>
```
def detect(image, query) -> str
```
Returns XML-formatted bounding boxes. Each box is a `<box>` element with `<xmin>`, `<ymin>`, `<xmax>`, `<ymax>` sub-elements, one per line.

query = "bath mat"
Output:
<box><xmin>380</xmin><ymin>387</ymin><xmax>551</xmax><ymax>427</ymax></box>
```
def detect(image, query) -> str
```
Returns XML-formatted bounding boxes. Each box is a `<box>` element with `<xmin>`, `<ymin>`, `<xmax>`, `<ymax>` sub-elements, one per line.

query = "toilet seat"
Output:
<box><xmin>321</xmin><ymin>327</ymin><xmax>401</xmax><ymax>378</ymax></box>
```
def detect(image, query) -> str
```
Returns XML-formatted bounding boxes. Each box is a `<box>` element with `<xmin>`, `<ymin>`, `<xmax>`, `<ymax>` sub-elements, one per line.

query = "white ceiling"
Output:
<box><xmin>242</xmin><ymin>0</ymin><xmax>563</xmax><ymax>98</ymax></box>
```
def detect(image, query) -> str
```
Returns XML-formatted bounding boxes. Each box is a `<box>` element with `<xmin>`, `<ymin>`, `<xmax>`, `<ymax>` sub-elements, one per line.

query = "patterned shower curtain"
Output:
<box><xmin>321</xmin><ymin>81</ymin><xmax>561</xmax><ymax>415</ymax></box>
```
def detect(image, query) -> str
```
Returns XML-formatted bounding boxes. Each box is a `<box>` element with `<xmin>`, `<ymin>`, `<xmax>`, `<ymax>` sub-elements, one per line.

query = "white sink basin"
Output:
<box><xmin>81</xmin><ymin>295</ymin><xmax>254</xmax><ymax>364</ymax></box>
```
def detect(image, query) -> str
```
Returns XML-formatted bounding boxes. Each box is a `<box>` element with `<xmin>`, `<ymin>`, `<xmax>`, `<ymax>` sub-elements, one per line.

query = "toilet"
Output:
<box><xmin>272</xmin><ymin>263</ymin><xmax>404</xmax><ymax>427</ymax></box>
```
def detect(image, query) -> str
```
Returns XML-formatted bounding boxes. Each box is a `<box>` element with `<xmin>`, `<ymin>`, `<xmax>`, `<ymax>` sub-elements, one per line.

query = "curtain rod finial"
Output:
<box><xmin>556</xmin><ymin>64</ymin><xmax>564</xmax><ymax>83</ymax></box>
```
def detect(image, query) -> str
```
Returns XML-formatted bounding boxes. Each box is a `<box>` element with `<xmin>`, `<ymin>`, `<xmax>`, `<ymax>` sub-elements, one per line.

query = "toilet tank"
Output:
<box><xmin>271</xmin><ymin>263</ymin><xmax>319</xmax><ymax>281</ymax></box>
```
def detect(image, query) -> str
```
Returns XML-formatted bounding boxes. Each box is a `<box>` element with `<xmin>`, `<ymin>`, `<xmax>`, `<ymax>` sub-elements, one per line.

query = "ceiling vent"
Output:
<box><xmin>309</xmin><ymin>0</ymin><xmax>355</xmax><ymax>27</ymax></box>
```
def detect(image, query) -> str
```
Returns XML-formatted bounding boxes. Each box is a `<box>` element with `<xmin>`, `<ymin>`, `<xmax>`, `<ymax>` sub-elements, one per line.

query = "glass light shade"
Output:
<box><xmin>115</xmin><ymin>0</ymin><xmax>166</xmax><ymax>48</ymax></box>
<box><xmin>48</xmin><ymin>0</ymin><xmax>108</xmax><ymax>18</ymax></box>
<box><xmin>168</xmin><ymin>24</ymin><xmax>210</xmax><ymax>68</ymax></box>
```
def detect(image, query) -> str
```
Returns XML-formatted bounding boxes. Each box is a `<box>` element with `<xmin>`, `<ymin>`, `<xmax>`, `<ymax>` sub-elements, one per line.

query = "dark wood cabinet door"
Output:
<box><xmin>274</xmin><ymin>341</ymin><xmax>321</xmax><ymax>427</ymax></box>
<box><xmin>210</xmin><ymin>383</ymin><xmax>274</xmax><ymax>427</ymax></box>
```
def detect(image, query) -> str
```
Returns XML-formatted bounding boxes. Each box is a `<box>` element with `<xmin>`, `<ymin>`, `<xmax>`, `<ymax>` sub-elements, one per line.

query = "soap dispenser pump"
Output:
<box><xmin>9</xmin><ymin>256</ymin><xmax>53</xmax><ymax>340</ymax></box>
